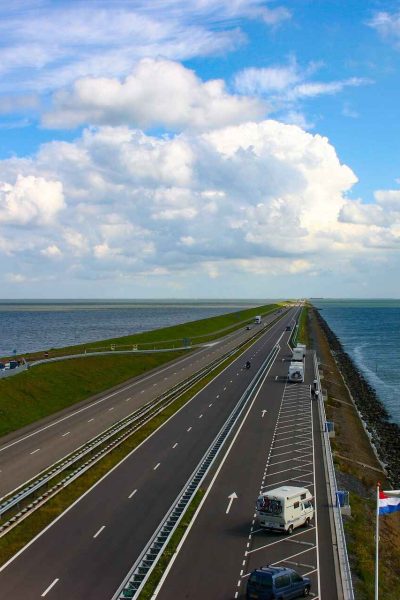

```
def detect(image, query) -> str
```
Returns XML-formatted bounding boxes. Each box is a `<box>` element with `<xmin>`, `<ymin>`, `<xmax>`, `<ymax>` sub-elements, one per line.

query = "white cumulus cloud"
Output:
<box><xmin>1</xmin><ymin>118</ymin><xmax>398</xmax><ymax>294</ymax></box>
<box><xmin>0</xmin><ymin>175</ymin><xmax>65</xmax><ymax>225</ymax></box>
<box><xmin>44</xmin><ymin>58</ymin><xmax>266</xmax><ymax>131</ymax></box>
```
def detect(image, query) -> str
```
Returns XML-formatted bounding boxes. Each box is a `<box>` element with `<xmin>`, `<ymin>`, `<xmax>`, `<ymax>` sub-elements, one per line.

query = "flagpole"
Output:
<box><xmin>375</xmin><ymin>482</ymin><xmax>380</xmax><ymax>600</ymax></box>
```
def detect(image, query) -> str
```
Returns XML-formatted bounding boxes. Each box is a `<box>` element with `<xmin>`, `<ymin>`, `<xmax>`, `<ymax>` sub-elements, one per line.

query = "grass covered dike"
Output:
<box><xmin>20</xmin><ymin>303</ymin><xmax>280</xmax><ymax>360</ymax></box>
<box><xmin>0</xmin><ymin>303</ymin><xmax>279</xmax><ymax>439</ymax></box>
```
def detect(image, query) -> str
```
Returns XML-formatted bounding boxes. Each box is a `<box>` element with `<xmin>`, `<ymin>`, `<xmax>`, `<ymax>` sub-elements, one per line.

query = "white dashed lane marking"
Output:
<box><xmin>93</xmin><ymin>525</ymin><xmax>106</xmax><ymax>539</ymax></box>
<box><xmin>41</xmin><ymin>578</ymin><xmax>59</xmax><ymax>597</ymax></box>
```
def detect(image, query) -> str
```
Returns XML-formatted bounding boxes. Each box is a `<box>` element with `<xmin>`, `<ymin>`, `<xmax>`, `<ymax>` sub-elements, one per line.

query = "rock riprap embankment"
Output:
<box><xmin>314</xmin><ymin>309</ymin><xmax>400</xmax><ymax>488</ymax></box>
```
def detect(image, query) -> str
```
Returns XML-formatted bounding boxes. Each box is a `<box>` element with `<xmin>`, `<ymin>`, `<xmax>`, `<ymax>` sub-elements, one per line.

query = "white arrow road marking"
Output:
<box><xmin>261</xmin><ymin>410</ymin><xmax>267</xmax><ymax>418</ymax></box>
<box><xmin>226</xmin><ymin>492</ymin><xmax>238</xmax><ymax>514</ymax></box>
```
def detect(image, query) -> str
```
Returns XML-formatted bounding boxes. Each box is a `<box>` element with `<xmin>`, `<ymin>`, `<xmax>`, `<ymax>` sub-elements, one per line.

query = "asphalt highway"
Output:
<box><xmin>0</xmin><ymin>308</ymin><xmax>299</xmax><ymax>599</ymax></box>
<box><xmin>0</xmin><ymin>308</ymin><xmax>288</xmax><ymax>498</ymax></box>
<box><xmin>155</xmin><ymin>342</ymin><xmax>339</xmax><ymax>599</ymax></box>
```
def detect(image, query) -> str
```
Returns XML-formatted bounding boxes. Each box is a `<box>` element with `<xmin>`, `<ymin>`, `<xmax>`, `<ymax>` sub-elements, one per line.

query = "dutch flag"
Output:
<box><xmin>378</xmin><ymin>489</ymin><xmax>400</xmax><ymax>516</ymax></box>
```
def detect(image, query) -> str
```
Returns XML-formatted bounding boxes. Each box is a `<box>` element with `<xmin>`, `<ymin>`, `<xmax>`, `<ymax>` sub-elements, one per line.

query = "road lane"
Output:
<box><xmin>155</xmin><ymin>345</ymin><xmax>339</xmax><ymax>600</ymax></box>
<box><xmin>0</xmin><ymin>309</ymin><xmax>287</xmax><ymax>498</ymax></box>
<box><xmin>0</xmin><ymin>311</ymin><xmax>297</xmax><ymax>599</ymax></box>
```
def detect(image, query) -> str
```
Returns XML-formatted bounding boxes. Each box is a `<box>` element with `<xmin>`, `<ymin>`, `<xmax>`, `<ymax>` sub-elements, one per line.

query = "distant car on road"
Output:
<box><xmin>246</xmin><ymin>325</ymin><xmax>251</xmax><ymax>330</ymax></box>
<box><xmin>285</xmin><ymin>325</ymin><xmax>291</xmax><ymax>331</ymax></box>
<box><xmin>246</xmin><ymin>565</ymin><xmax>311</xmax><ymax>599</ymax></box>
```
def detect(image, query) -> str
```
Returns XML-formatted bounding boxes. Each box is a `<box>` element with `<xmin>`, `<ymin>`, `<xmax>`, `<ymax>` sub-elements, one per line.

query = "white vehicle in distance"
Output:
<box><xmin>292</xmin><ymin>347</ymin><xmax>304</xmax><ymax>361</ymax></box>
<box><xmin>256</xmin><ymin>485</ymin><xmax>314</xmax><ymax>534</ymax></box>
<box><xmin>295</xmin><ymin>343</ymin><xmax>306</xmax><ymax>358</ymax></box>
<box><xmin>288</xmin><ymin>361</ymin><xmax>304</xmax><ymax>382</ymax></box>
<box><xmin>254</xmin><ymin>315</ymin><xmax>261</xmax><ymax>324</ymax></box>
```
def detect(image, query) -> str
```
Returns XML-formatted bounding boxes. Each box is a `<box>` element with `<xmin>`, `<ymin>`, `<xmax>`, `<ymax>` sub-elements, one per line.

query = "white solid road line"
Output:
<box><xmin>128</xmin><ymin>489</ymin><xmax>137</xmax><ymax>499</ymax></box>
<box><xmin>93</xmin><ymin>525</ymin><xmax>106</xmax><ymax>539</ymax></box>
<box><xmin>61</xmin><ymin>432</ymin><xmax>70</xmax><ymax>437</ymax></box>
<box><xmin>153</xmin><ymin>463</ymin><xmax>160</xmax><ymax>470</ymax></box>
<box><xmin>30</xmin><ymin>448</ymin><xmax>40</xmax><ymax>455</ymax></box>
<box><xmin>172</xmin><ymin>443</ymin><xmax>178</xmax><ymax>449</ymax></box>
<box><xmin>41</xmin><ymin>578</ymin><xmax>59</xmax><ymax>597</ymax></box>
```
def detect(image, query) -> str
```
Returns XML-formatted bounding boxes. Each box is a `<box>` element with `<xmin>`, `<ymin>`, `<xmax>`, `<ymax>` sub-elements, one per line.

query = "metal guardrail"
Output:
<box><xmin>0</xmin><ymin>316</ymin><xmax>287</xmax><ymax>535</ymax></box>
<box><xmin>313</xmin><ymin>351</ymin><xmax>354</xmax><ymax>600</ymax></box>
<box><xmin>113</xmin><ymin>345</ymin><xmax>280</xmax><ymax>599</ymax></box>
<box><xmin>0</xmin><ymin>340</ymin><xmax>255</xmax><ymax>530</ymax></box>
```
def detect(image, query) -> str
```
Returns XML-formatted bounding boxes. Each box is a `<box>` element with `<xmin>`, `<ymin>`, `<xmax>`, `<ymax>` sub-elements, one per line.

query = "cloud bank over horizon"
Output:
<box><xmin>2</xmin><ymin>104</ymin><xmax>398</xmax><ymax>296</ymax></box>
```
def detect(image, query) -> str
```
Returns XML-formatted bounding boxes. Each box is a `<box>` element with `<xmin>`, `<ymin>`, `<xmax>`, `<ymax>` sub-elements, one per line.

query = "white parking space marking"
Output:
<box><xmin>172</xmin><ymin>443</ymin><xmax>178</xmax><ymax>449</ymax></box>
<box><xmin>198</xmin><ymin>414</ymin><xmax>203</xmax><ymax>419</ymax></box>
<box><xmin>41</xmin><ymin>578</ymin><xmax>59</xmax><ymax>597</ymax></box>
<box><xmin>187</xmin><ymin>427</ymin><xmax>192</xmax><ymax>432</ymax></box>
<box><xmin>209</xmin><ymin>403</ymin><xmax>213</xmax><ymax>407</ymax></box>
<box><xmin>234</xmin><ymin>374</ymin><xmax>320</xmax><ymax>598</ymax></box>
<box><xmin>108</xmin><ymin>407</ymin><xmax>114</xmax><ymax>411</ymax></box>
<box><xmin>61</xmin><ymin>432</ymin><xmax>70</xmax><ymax>437</ymax></box>
<box><xmin>153</xmin><ymin>463</ymin><xmax>160</xmax><ymax>470</ymax></box>
<box><xmin>88</xmin><ymin>418</ymin><xmax>94</xmax><ymax>423</ymax></box>
<box><xmin>128</xmin><ymin>489</ymin><xmax>137</xmax><ymax>499</ymax></box>
<box><xmin>93</xmin><ymin>525</ymin><xmax>106</xmax><ymax>539</ymax></box>
<box><xmin>30</xmin><ymin>448</ymin><xmax>40</xmax><ymax>455</ymax></box>
<box><xmin>125</xmin><ymin>397</ymin><xmax>132</xmax><ymax>402</ymax></box>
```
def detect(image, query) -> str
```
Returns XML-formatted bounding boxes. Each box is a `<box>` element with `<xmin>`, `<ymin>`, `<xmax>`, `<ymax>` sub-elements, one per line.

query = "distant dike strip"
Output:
<box><xmin>313</xmin><ymin>308</ymin><xmax>400</xmax><ymax>488</ymax></box>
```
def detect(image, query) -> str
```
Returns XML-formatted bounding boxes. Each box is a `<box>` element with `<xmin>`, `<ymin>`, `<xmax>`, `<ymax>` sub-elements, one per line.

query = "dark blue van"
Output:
<box><xmin>246</xmin><ymin>566</ymin><xmax>311</xmax><ymax>599</ymax></box>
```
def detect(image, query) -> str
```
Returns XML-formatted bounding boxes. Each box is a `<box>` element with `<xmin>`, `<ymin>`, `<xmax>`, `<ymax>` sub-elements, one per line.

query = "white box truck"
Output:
<box><xmin>256</xmin><ymin>486</ymin><xmax>313</xmax><ymax>534</ymax></box>
<box><xmin>292</xmin><ymin>347</ymin><xmax>304</xmax><ymax>361</ymax></box>
<box><xmin>254</xmin><ymin>315</ymin><xmax>261</xmax><ymax>324</ymax></box>
<box><xmin>296</xmin><ymin>343</ymin><xmax>306</xmax><ymax>358</ymax></box>
<box><xmin>288</xmin><ymin>361</ymin><xmax>304</xmax><ymax>382</ymax></box>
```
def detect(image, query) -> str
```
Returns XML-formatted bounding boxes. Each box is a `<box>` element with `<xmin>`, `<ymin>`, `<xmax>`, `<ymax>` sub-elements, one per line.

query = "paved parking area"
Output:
<box><xmin>239</xmin><ymin>382</ymin><xmax>320</xmax><ymax>599</ymax></box>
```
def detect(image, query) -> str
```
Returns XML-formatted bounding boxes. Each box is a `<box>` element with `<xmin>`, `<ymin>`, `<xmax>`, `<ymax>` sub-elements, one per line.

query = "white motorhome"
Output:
<box><xmin>254</xmin><ymin>315</ymin><xmax>262</xmax><ymax>324</ymax></box>
<box><xmin>288</xmin><ymin>361</ymin><xmax>304</xmax><ymax>382</ymax></box>
<box><xmin>256</xmin><ymin>486</ymin><xmax>313</xmax><ymax>534</ymax></box>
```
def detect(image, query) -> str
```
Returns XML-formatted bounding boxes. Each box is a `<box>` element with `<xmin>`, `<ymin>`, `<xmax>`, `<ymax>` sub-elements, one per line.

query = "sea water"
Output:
<box><xmin>311</xmin><ymin>299</ymin><xmax>400</xmax><ymax>425</ymax></box>
<box><xmin>0</xmin><ymin>299</ymin><xmax>264</xmax><ymax>358</ymax></box>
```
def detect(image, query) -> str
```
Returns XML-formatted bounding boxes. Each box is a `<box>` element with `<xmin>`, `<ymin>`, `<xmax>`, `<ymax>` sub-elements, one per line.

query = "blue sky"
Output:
<box><xmin>1</xmin><ymin>0</ymin><xmax>400</xmax><ymax>298</ymax></box>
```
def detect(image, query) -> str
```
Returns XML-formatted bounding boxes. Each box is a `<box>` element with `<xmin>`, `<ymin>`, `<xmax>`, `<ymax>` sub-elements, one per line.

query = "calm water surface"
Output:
<box><xmin>0</xmin><ymin>299</ymin><xmax>265</xmax><ymax>357</ymax></box>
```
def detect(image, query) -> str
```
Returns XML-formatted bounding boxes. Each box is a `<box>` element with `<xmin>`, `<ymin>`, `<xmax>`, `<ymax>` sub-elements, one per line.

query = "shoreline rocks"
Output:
<box><xmin>314</xmin><ymin>308</ymin><xmax>400</xmax><ymax>488</ymax></box>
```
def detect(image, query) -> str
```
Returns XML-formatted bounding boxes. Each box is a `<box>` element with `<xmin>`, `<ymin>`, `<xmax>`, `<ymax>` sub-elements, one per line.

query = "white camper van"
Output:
<box><xmin>256</xmin><ymin>486</ymin><xmax>313</xmax><ymax>534</ymax></box>
<box><xmin>288</xmin><ymin>361</ymin><xmax>304</xmax><ymax>382</ymax></box>
<box><xmin>254</xmin><ymin>315</ymin><xmax>261</xmax><ymax>324</ymax></box>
